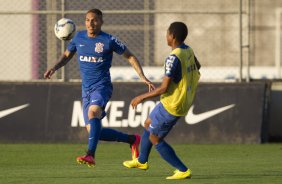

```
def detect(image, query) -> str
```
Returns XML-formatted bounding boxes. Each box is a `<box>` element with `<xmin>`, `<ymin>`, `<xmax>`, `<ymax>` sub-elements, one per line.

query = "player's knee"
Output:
<box><xmin>88</xmin><ymin>105</ymin><xmax>102</xmax><ymax>119</ymax></box>
<box><xmin>149</xmin><ymin>134</ymin><xmax>159</xmax><ymax>145</ymax></box>
<box><xmin>86</xmin><ymin>124</ymin><xmax>90</xmax><ymax>133</ymax></box>
<box><xmin>144</xmin><ymin>122</ymin><xmax>149</xmax><ymax>130</ymax></box>
<box><xmin>144</xmin><ymin>118</ymin><xmax>151</xmax><ymax>130</ymax></box>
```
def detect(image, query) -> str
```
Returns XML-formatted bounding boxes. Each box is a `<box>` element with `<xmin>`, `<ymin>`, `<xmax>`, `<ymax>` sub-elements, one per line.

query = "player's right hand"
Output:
<box><xmin>44</xmin><ymin>69</ymin><xmax>55</xmax><ymax>79</ymax></box>
<box><xmin>131</xmin><ymin>96</ymin><xmax>143</xmax><ymax>109</ymax></box>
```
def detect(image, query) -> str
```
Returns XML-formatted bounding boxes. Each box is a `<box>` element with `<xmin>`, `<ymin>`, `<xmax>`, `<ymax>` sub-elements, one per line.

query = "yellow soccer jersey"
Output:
<box><xmin>160</xmin><ymin>44</ymin><xmax>200</xmax><ymax>116</ymax></box>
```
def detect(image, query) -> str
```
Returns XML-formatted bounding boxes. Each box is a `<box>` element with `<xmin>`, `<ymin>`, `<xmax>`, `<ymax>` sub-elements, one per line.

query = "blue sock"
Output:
<box><xmin>99</xmin><ymin>128</ymin><xmax>130</xmax><ymax>143</ymax></box>
<box><xmin>138</xmin><ymin>129</ymin><xmax>153</xmax><ymax>164</ymax></box>
<box><xmin>87</xmin><ymin>118</ymin><xmax>102</xmax><ymax>156</ymax></box>
<box><xmin>155</xmin><ymin>141</ymin><xmax>188</xmax><ymax>172</ymax></box>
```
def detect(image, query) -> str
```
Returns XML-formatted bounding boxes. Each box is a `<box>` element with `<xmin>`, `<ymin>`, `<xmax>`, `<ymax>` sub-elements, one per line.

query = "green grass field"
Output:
<box><xmin>0</xmin><ymin>143</ymin><xmax>281</xmax><ymax>184</ymax></box>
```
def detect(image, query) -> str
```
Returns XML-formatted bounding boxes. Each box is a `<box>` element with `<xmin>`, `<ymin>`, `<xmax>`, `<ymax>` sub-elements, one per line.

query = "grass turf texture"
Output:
<box><xmin>0</xmin><ymin>144</ymin><xmax>281</xmax><ymax>184</ymax></box>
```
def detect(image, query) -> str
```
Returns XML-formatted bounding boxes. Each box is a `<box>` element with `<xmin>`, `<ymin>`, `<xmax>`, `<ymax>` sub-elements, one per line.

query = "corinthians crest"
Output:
<box><xmin>95</xmin><ymin>42</ymin><xmax>104</xmax><ymax>53</ymax></box>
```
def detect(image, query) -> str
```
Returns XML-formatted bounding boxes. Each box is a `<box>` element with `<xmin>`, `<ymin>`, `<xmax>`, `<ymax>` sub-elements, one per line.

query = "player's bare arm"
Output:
<box><xmin>44</xmin><ymin>50</ymin><xmax>75</xmax><ymax>79</ymax></box>
<box><xmin>122</xmin><ymin>49</ymin><xmax>155</xmax><ymax>91</ymax></box>
<box><xmin>131</xmin><ymin>76</ymin><xmax>171</xmax><ymax>109</ymax></box>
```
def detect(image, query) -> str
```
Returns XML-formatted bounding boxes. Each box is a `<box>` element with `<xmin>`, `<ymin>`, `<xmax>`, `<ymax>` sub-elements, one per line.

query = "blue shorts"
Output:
<box><xmin>82</xmin><ymin>86</ymin><xmax>112</xmax><ymax>125</ymax></box>
<box><xmin>148</xmin><ymin>102</ymin><xmax>180</xmax><ymax>139</ymax></box>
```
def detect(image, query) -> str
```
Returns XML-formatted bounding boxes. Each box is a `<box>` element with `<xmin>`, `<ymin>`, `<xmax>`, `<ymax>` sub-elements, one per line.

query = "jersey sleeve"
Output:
<box><xmin>194</xmin><ymin>56</ymin><xmax>201</xmax><ymax>70</ymax></box>
<box><xmin>67</xmin><ymin>34</ymin><xmax>77</xmax><ymax>52</ymax></box>
<box><xmin>110</xmin><ymin>35</ymin><xmax>127</xmax><ymax>55</ymax></box>
<box><xmin>164</xmin><ymin>54</ymin><xmax>181</xmax><ymax>78</ymax></box>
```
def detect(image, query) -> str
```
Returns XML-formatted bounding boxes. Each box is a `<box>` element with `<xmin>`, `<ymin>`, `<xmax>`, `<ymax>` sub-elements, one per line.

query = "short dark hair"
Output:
<box><xmin>86</xmin><ymin>8</ymin><xmax>103</xmax><ymax>17</ymax></box>
<box><xmin>168</xmin><ymin>22</ymin><xmax>188</xmax><ymax>43</ymax></box>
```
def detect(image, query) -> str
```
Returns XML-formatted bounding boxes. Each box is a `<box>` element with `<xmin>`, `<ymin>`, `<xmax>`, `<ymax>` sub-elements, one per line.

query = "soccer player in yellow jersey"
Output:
<box><xmin>123</xmin><ymin>22</ymin><xmax>201</xmax><ymax>179</ymax></box>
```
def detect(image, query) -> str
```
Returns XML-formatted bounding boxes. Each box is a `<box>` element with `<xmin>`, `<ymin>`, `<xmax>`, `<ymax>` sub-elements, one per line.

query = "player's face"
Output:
<box><xmin>85</xmin><ymin>12</ymin><xmax>103</xmax><ymax>37</ymax></box>
<box><xmin>166</xmin><ymin>30</ymin><xmax>173</xmax><ymax>46</ymax></box>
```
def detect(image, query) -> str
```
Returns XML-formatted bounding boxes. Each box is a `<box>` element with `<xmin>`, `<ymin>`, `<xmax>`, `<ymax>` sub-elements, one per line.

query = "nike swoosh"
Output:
<box><xmin>149</xmin><ymin>124</ymin><xmax>155</xmax><ymax>129</ymax></box>
<box><xmin>0</xmin><ymin>104</ymin><xmax>29</xmax><ymax>119</ymax></box>
<box><xmin>185</xmin><ymin>104</ymin><xmax>235</xmax><ymax>125</ymax></box>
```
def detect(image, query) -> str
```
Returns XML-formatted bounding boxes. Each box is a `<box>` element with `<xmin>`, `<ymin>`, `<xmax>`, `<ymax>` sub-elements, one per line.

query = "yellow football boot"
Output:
<box><xmin>123</xmin><ymin>158</ymin><xmax>149</xmax><ymax>170</ymax></box>
<box><xmin>166</xmin><ymin>169</ymin><xmax>192</xmax><ymax>179</ymax></box>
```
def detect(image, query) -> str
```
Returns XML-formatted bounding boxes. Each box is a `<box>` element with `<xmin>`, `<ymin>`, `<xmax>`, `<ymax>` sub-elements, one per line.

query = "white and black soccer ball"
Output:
<box><xmin>54</xmin><ymin>18</ymin><xmax>76</xmax><ymax>41</ymax></box>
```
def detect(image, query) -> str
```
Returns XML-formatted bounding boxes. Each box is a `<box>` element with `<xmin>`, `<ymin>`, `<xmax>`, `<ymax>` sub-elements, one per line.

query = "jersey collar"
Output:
<box><xmin>177</xmin><ymin>43</ymin><xmax>189</xmax><ymax>49</ymax></box>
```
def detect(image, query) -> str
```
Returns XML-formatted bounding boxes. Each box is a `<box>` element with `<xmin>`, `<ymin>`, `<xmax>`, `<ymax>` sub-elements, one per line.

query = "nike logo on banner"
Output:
<box><xmin>0</xmin><ymin>104</ymin><xmax>29</xmax><ymax>119</ymax></box>
<box><xmin>186</xmin><ymin>104</ymin><xmax>235</xmax><ymax>125</ymax></box>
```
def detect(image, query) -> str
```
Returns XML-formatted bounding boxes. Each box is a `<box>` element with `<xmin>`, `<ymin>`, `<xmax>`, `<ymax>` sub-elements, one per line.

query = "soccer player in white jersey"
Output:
<box><xmin>44</xmin><ymin>9</ymin><xmax>155</xmax><ymax>167</ymax></box>
<box><xmin>123</xmin><ymin>22</ymin><xmax>201</xmax><ymax>179</ymax></box>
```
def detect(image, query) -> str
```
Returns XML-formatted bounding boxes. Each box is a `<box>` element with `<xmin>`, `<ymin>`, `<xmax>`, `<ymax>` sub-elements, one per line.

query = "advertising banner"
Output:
<box><xmin>0</xmin><ymin>82</ymin><xmax>268</xmax><ymax>143</ymax></box>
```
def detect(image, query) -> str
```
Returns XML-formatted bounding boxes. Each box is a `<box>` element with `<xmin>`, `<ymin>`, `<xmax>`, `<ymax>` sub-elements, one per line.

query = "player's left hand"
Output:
<box><xmin>131</xmin><ymin>96</ymin><xmax>143</xmax><ymax>109</ymax></box>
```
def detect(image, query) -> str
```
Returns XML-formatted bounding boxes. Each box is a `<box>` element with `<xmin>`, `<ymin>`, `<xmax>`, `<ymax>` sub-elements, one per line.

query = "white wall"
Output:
<box><xmin>154</xmin><ymin>0</ymin><xmax>240</xmax><ymax>67</ymax></box>
<box><xmin>0</xmin><ymin>0</ymin><xmax>32</xmax><ymax>80</ymax></box>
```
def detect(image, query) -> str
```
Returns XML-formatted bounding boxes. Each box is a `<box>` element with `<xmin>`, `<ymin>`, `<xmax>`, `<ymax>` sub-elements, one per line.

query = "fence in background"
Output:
<box><xmin>1</xmin><ymin>0</ymin><xmax>281</xmax><ymax>82</ymax></box>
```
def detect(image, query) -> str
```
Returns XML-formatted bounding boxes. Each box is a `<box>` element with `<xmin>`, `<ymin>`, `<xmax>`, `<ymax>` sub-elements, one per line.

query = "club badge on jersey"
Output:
<box><xmin>95</xmin><ymin>42</ymin><xmax>104</xmax><ymax>53</ymax></box>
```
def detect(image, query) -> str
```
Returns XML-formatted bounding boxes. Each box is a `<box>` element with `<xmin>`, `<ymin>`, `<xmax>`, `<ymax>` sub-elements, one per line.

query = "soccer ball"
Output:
<box><xmin>54</xmin><ymin>18</ymin><xmax>76</xmax><ymax>41</ymax></box>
